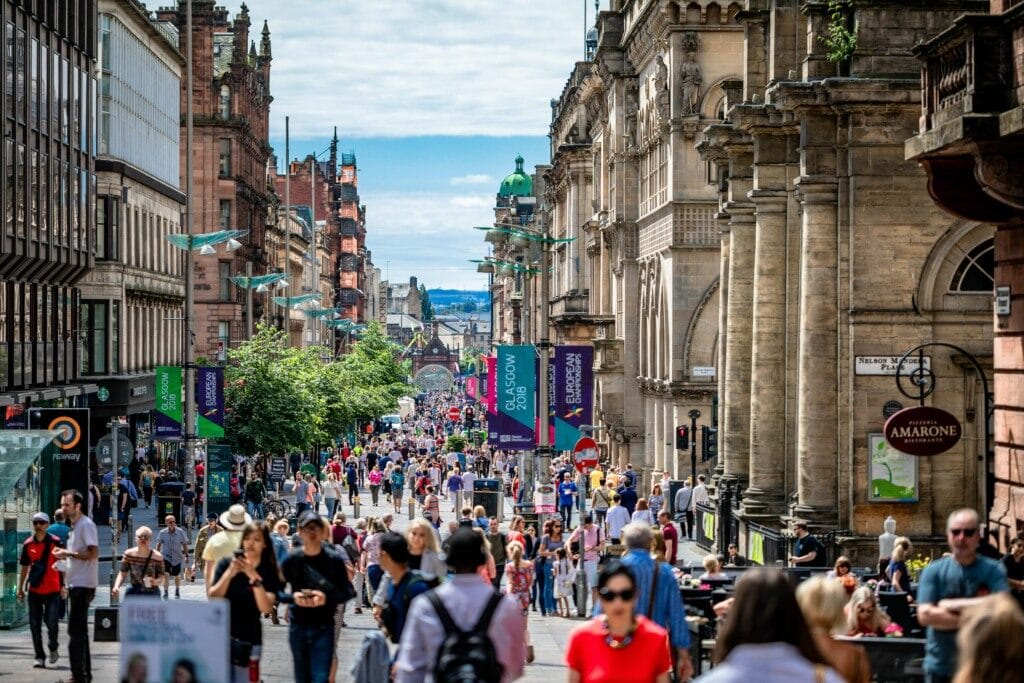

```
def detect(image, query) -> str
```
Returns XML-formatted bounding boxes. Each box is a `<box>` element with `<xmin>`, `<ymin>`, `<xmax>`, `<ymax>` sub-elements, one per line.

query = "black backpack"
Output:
<box><xmin>427</xmin><ymin>590</ymin><xmax>503</xmax><ymax>683</ymax></box>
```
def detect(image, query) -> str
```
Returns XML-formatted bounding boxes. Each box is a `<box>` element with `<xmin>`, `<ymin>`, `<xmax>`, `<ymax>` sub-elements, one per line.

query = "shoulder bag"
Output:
<box><xmin>27</xmin><ymin>537</ymin><xmax>54</xmax><ymax>588</ymax></box>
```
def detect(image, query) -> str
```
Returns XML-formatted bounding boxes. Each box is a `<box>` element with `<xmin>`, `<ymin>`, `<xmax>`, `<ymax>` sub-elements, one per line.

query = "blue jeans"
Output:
<box><xmin>288</xmin><ymin>622</ymin><xmax>334</xmax><ymax>683</ymax></box>
<box><xmin>534</xmin><ymin>558</ymin><xmax>547</xmax><ymax>614</ymax></box>
<box><xmin>246</xmin><ymin>501</ymin><xmax>265</xmax><ymax>519</ymax></box>
<box><xmin>560</xmin><ymin>503</ymin><xmax>573</xmax><ymax>528</ymax></box>
<box><xmin>367</xmin><ymin>564</ymin><xmax>384</xmax><ymax>593</ymax></box>
<box><xmin>541</xmin><ymin>560</ymin><xmax>557</xmax><ymax>613</ymax></box>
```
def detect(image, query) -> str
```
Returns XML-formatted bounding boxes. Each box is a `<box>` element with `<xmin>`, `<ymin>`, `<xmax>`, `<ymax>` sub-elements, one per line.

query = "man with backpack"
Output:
<box><xmin>395</xmin><ymin>527</ymin><xmax>526</xmax><ymax>682</ymax></box>
<box><xmin>244</xmin><ymin>476</ymin><xmax>266</xmax><ymax>520</ymax></box>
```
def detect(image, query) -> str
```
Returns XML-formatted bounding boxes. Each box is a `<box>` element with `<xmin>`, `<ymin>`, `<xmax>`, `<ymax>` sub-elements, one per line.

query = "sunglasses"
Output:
<box><xmin>137</xmin><ymin>534</ymin><xmax>151</xmax><ymax>540</ymax></box>
<box><xmin>949</xmin><ymin>528</ymin><xmax>978</xmax><ymax>537</ymax></box>
<box><xmin>599</xmin><ymin>587</ymin><xmax>635</xmax><ymax>602</ymax></box>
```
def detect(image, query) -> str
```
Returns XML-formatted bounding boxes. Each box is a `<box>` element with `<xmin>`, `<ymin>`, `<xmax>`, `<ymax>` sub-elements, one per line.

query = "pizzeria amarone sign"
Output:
<box><xmin>883</xmin><ymin>406</ymin><xmax>962</xmax><ymax>456</ymax></box>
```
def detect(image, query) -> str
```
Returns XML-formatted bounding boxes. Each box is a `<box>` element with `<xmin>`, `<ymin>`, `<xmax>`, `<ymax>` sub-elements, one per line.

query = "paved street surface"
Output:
<box><xmin>0</xmin><ymin>483</ymin><xmax>705</xmax><ymax>681</ymax></box>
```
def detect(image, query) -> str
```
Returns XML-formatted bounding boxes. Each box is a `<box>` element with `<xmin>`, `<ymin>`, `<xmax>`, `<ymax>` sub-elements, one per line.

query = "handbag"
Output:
<box><xmin>303</xmin><ymin>550</ymin><xmax>356</xmax><ymax>604</ymax></box>
<box><xmin>125</xmin><ymin>551</ymin><xmax>159</xmax><ymax>595</ymax></box>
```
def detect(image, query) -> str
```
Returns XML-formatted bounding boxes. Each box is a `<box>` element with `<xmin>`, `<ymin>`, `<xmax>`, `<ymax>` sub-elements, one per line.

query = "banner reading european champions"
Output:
<box><xmin>488</xmin><ymin>345</ymin><xmax>536</xmax><ymax>449</ymax></box>
<box><xmin>554</xmin><ymin>346</ymin><xmax>594</xmax><ymax>451</ymax></box>
<box><xmin>195</xmin><ymin>366</ymin><xmax>225</xmax><ymax>438</ymax></box>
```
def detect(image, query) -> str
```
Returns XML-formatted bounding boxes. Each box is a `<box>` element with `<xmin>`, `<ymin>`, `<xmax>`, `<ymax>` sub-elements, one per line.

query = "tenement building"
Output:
<box><xmin>0</xmin><ymin>1</ymin><xmax>98</xmax><ymax>407</ymax></box>
<box><xmin>80</xmin><ymin>0</ymin><xmax>186</xmax><ymax>449</ymax></box>
<box><xmin>907</xmin><ymin>0</ymin><xmax>1024</xmax><ymax>546</ymax></box>
<box><xmin>700</xmin><ymin>0</ymin><xmax>992</xmax><ymax>563</ymax></box>
<box><xmin>155</xmin><ymin>1</ymin><xmax>274</xmax><ymax>359</ymax></box>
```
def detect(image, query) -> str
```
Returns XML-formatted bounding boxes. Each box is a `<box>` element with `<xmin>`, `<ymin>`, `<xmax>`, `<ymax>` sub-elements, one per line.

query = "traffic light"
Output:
<box><xmin>675</xmin><ymin>425</ymin><xmax>690</xmax><ymax>450</ymax></box>
<box><xmin>702</xmin><ymin>426</ymin><xmax>718</xmax><ymax>461</ymax></box>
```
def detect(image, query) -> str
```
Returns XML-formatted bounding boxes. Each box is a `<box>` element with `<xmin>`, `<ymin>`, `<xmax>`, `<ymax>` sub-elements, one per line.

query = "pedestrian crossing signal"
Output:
<box><xmin>675</xmin><ymin>425</ymin><xmax>689</xmax><ymax>450</ymax></box>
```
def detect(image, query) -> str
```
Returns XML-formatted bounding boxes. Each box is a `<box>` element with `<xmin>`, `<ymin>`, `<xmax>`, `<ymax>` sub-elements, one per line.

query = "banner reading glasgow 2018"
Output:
<box><xmin>487</xmin><ymin>345</ymin><xmax>536</xmax><ymax>449</ymax></box>
<box><xmin>155</xmin><ymin>366</ymin><xmax>183</xmax><ymax>439</ymax></box>
<box><xmin>554</xmin><ymin>346</ymin><xmax>594</xmax><ymax>451</ymax></box>
<box><xmin>196</xmin><ymin>366</ymin><xmax>225</xmax><ymax>438</ymax></box>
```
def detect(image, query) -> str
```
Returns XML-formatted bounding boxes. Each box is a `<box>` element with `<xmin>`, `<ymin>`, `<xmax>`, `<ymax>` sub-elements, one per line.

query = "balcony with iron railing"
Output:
<box><xmin>906</xmin><ymin>3</ymin><xmax>1024</xmax><ymax>223</ymax></box>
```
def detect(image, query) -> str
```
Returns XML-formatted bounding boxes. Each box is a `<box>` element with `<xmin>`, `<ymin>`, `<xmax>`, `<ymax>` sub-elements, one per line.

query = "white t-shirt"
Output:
<box><xmin>606</xmin><ymin>506</ymin><xmax>631</xmax><ymax>541</ymax></box>
<box><xmin>462</xmin><ymin>471</ymin><xmax>476</xmax><ymax>493</ymax></box>
<box><xmin>67</xmin><ymin>514</ymin><xmax>99</xmax><ymax>588</ymax></box>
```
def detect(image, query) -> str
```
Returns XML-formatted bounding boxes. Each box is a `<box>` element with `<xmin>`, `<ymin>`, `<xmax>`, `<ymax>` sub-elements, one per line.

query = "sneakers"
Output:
<box><xmin>48</xmin><ymin>650</ymin><xmax>58</xmax><ymax>665</ymax></box>
<box><xmin>33</xmin><ymin>658</ymin><xmax>44</xmax><ymax>668</ymax></box>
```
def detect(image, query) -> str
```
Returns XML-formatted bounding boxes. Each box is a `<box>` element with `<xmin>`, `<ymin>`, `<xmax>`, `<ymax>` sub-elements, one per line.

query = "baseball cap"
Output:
<box><xmin>32</xmin><ymin>512</ymin><xmax>50</xmax><ymax>524</ymax></box>
<box><xmin>298</xmin><ymin>509</ymin><xmax>324</xmax><ymax>528</ymax></box>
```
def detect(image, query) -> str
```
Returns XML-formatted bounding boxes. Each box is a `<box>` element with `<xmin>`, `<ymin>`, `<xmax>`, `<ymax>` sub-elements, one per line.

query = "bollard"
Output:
<box><xmin>408</xmin><ymin>498</ymin><xmax>415</xmax><ymax>520</ymax></box>
<box><xmin>575</xmin><ymin>557</ymin><xmax>589</xmax><ymax>617</ymax></box>
<box><xmin>353</xmin><ymin>496</ymin><xmax>360</xmax><ymax>519</ymax></box>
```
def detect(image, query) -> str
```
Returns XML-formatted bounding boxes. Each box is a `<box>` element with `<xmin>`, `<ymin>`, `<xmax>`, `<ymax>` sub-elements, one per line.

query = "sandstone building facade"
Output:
<box><xmin>700</xmin><ymin>0</ymin><xmax>992</xmax><ymax>561</ymax></box>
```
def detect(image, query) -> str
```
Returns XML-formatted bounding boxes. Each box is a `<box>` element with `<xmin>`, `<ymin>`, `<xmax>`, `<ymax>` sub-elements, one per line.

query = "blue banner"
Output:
<box><xmin>195</xmin><ymin>366</ymin><xmax>225</xmax><ymax>438</ymax></box>
<box><xmin>488</xmin><ymin>345</ymin><xmax>536</xmax><ymax>449</ymax></box>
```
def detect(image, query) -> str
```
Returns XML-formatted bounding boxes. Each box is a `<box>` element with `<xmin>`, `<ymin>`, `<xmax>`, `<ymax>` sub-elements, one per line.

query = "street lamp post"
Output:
<box><xmin>184</xmin><ymin>0</ymin><xmax>195</xmax><ymax>490</ymax></box>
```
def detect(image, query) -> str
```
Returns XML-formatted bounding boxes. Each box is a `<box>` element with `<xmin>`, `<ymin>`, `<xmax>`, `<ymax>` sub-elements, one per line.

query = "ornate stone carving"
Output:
<box><xmin>655</xmin><ymin>54</ymin><xmax>671</xmax><ymax>125</ymax></box>
<box><xmin>679</xmin><ymin>32</ymin><xmax>702</xmax><ymax>116</ymax></box>
<box><xmin>624</xmin><ymin>84</ymin><xmax>639</xmax><ymax>154</ymax></box>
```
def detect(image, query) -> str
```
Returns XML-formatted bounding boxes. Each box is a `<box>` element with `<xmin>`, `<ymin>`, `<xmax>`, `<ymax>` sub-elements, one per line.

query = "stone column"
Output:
<box><xmin>652</xmin><ymin>395</ymin><xmax>663</xmax><ymax>473</ymax></box>
<box><xmin>723</xmin><ymin>204</ymin><xmax>755</xmax><ymax>487</ymax></box>
<box><xmin>743</xmin><ymin>187</ymin><xmax>790</xmax><ymax>514</ymax></box>
<box><xmin>793</xmin><ymin>179</ymin><xmax>839</xmax><ymax>522</ymax></box>
<box><xmin>715</xmin><ymin>221</ymin><xmax>730</xmax><ymax>480</ymax></box>
<box><xmin>644</xmin><ymin>394</ymin><xmax>656</xmax><ymax>473</ymax></box>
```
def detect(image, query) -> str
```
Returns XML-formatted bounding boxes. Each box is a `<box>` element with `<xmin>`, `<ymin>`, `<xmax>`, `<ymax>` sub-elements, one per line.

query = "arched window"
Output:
<box><xmin>219</xmin><ymin>85</ymin><xmax>231</xmax><ymax>120</ymax></box>
<box><xmin>949</xmin><ymin>238</ymin><xmax>994</xmax><ymax>292</ymax></box>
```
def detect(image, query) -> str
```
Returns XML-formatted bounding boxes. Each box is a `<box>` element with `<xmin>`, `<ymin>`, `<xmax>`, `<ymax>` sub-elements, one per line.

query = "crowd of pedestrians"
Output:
<box><xmin>14</xmin><ymin>381</ymin><xmax>1024</xmax><ymax>682</ymax></box>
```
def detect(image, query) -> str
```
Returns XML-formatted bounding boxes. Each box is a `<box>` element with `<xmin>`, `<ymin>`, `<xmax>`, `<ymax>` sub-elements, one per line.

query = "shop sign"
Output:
<box><xmin>97</xmin><ymin>387</ymin><xmax>110</xmax><ymax>402</ymax></box>
<box><xmin>868</xmin><ymin>433</ymin><xmax>919</xmax><ymax>501</ymax></box>
<box><xmin>884</xmin><ymin>406</ymin><xmax>962</xmax><ymax>456</ymax></box>
<box><xmin>691</xmin><ymin>366</ymin><xmax>716</xmax><ymax>378</ymax></box>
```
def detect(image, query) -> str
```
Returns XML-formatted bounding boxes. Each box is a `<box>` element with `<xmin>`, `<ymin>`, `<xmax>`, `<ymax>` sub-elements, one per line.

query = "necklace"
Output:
<box><xmin>601</xmin><ymin>616</ymin><xmax>637</xmax><ymax>649</ymax></box>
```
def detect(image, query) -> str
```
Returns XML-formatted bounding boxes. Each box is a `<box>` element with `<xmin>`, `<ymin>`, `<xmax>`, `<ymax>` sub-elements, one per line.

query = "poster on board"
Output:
<box><xmin>119</xmin><ymin>598</ymin><xmax>230</xmax><ymax>683</ymax></box>
<box><xmin>868</xmin><ymin>432</ymin><xmax>919</xmax><ymax>502</ymax></box>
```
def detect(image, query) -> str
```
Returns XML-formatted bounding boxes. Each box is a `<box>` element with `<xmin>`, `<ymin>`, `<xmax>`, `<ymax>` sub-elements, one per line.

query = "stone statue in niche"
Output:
<box><xmin>624</xmin><ymin>87</ymin><xmax>639</xmax><ymax>151</ymax></box>
<box><xmin>679</xmin><ymin>33</ymin><xmax>702</xmax><ymax>116</ymax></box>
<box><xmin>654</xmin><ymin>54</ymin><xmax>670</xmax><ymax>123</ymax></box>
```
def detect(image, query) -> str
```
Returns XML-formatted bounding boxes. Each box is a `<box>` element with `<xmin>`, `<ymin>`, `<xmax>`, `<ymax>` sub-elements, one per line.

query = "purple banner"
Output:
<box><xmin>554</xmin><ymin>346</ymin><xmax>594</xmax><ymax>451</ymax></box>
<box><xmin>196</xmin><ymin>366</ymin><xmax>225</xmax><ymax>438</ymax></box>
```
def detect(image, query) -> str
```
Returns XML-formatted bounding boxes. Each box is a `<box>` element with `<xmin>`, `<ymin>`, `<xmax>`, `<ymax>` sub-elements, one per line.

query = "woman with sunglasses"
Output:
<box><xmin>565</xmin><ymin>561</ymin><xmax>672</xmax><ymax>682</ymax></box>
<box><xmin>111</xmin><ymin>526</ymin><xmax>164</xmax><ymax>598</ymax></box>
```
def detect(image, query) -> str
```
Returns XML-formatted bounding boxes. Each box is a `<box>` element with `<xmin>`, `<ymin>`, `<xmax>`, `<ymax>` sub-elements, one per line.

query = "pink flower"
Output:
<box><xmin>699</xmin><ymin>583</ymin><xmax>712</xmax><ymax>590</ymax></box>
<box><xmin>884</xmin><ymin>623</ymin><xmax>904</xmax><ymax>637</ymax></box>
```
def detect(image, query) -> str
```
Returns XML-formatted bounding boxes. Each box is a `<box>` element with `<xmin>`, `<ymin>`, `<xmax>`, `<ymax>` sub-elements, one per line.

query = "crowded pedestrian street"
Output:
<box><xmin>3</xmin><ymin>1</ymin><xmax>1024</xmax><ymax>682</ymax></box>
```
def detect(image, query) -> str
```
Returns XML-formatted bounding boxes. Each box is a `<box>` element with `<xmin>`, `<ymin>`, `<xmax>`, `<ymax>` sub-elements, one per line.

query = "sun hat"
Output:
<box><xmin>219</xmin><ymin>504</ymin><xmax>252</xmax><ymax>531</ymax></box>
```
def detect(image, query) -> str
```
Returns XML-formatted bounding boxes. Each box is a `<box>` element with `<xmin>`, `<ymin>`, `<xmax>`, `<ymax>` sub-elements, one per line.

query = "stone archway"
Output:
<box><xmin>413</xmin><ymin>364</ymin><xmax>455</xmax><ymax>392</ymax></box>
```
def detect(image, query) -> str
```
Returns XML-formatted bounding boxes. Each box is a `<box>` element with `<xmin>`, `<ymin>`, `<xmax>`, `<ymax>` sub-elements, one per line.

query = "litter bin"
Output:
<box><xmin>472</xmin><ymin>478</ymin><xmax>502</xmax><ymax>520</ymax></box>
<box><xmin>667</xmin><ymin>479</ymin><xmax>686</xmax><ymax>516</ymax></box>
<box><xmin>156</xmin><ymin>481</ymin><xmax>184</xmax><ymax>525</ymax></box>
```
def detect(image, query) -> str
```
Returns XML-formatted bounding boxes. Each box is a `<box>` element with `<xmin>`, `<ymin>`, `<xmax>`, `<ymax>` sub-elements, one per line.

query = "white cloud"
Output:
<box><xmin>229</xmin><ymin>1</ymin><xmax>587</xmax><ymax>138</ymax></box>
<box><xmin>450</xmin><ymin>174</ymin><xmax>494</xmax><ymax>186</ymax></box>
<box><xmin>361</xmin><ymin>190</ymin><xmax>494</xmax><ymax>290</ymax></box>
<box><xmin>450</xmin><ymin>195</ymin><xmax>493</xmax><ymax>209</ymax></box>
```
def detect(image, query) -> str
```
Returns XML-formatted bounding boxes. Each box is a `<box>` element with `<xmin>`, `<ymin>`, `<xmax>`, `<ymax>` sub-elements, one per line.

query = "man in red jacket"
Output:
<box><xmin>18</xmin><ymin>512</ymin><xmax>62</xmax><ymax>669</ymax></box>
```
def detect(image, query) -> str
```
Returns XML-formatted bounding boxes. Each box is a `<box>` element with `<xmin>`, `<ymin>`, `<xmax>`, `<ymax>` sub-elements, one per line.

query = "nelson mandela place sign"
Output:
<box><xmin>884</xmin><ymin>406</ymin><xmax>962</xmax><ymax>457</ymax></box>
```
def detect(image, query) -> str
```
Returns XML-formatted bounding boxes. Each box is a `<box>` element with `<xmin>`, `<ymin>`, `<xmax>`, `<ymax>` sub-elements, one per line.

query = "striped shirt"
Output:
<box><xmin>594</xmin><ymin>549</ymin><xmax>690</xmax><ymax>649</ymax></box>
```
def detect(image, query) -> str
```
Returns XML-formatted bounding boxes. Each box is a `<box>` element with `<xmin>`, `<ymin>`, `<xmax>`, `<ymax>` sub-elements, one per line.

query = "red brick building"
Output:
<box><xmin>155</xmin><ymin>1</ymin><xmax>274</xmax><ymax>358</ymax></box>
<box><xmin>336</xmin><ymin>151</ymin><xmax>367</xmax><ymax>324</ymax></box>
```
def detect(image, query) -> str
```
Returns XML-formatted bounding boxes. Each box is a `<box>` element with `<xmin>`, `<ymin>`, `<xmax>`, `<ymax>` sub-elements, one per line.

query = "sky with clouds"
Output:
<box><xmin>230</xmin><ymin>0</ymin><xmax>600</xmax><ymax>290</ymax></box>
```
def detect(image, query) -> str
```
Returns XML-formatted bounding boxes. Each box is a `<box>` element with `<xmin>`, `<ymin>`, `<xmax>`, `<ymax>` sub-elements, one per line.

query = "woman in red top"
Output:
<box><xmin>565</xmin><ymin>561</ymin><xmax>672</xmax><ymax>683</ymax></box>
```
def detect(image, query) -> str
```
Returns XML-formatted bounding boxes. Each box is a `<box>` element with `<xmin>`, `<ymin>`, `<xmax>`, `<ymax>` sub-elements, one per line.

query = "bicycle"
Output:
<box><xmin>264</xmin><ymin>496</ymin><xmax>294</xmax><ymax>520</ymax></box>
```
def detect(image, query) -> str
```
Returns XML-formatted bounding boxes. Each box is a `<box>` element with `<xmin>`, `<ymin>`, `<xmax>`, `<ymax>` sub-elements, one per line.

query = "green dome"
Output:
<box><xmin>498</xmin><ymin>155</ymin><xmax>533</xmax><ymax>197</ymax></box>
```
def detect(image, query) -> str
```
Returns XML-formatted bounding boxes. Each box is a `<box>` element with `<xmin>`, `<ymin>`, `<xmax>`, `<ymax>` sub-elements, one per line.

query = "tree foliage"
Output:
<box><xmin>224</xmin><ymin>322</ymin><xmax>413</xmax><ymax>455</ymax></box>
<box><xmin>419</xmin><ymin>284</ymin><xmax>434</xmax><ymax>321</ymax></box>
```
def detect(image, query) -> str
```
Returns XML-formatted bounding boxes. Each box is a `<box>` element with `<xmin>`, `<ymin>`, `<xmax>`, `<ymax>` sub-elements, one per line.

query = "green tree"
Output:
<box><xmin>460</xmin><ymin>299</ymin><xmax>477</xmax><ymax>313</ymax></box>
<box><xmin>224</xmin><ymin>325</ymin><xmax>321</xmax><ymax>455</ymax></box>
<box><xmin>419</xmin><ymin>285</ymin><xmax>434</xmax><ymax>321</ymax></box>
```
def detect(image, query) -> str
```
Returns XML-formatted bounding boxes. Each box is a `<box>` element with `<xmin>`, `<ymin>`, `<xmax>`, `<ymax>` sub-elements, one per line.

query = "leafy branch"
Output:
<box><xmin>822</xmin><ymin>0</ymin><xmax>857</xmax><ymax>64</ymax></box>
